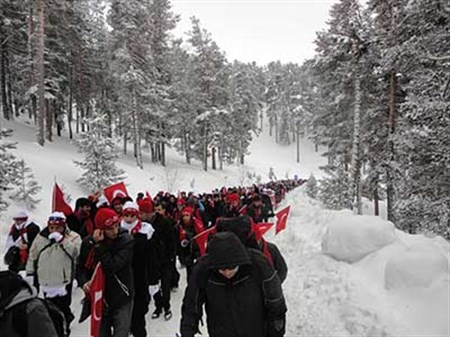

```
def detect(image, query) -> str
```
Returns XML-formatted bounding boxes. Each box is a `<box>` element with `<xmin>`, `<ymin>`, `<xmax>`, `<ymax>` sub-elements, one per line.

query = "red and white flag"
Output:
<box><xmin>275</xmin><ymin>206</ymin><xmax>290</xmax><ymax>235</ymax></box>
<box><xmin>52</xmin><ymin>183</ymin><xmax>73</xmax><ymax>217</ymax></box>
<box><xmin>90</xmin><ymin>263</ymin><xmax>105</xmax><ymax>337</ymax></box>
<box><xmin>194</xmin><ymin>226</ymin><xmax>217</xmax><ymax>256</ymax></box>
<box><xmin>103</xmin><ymin>182</ymin><xmax>129</xmax><ymax>204</ymax></box>
<box><xmin>252</xmin><ymin>222</ymin><xmax>274</xmax><ymax>241</ymax></box>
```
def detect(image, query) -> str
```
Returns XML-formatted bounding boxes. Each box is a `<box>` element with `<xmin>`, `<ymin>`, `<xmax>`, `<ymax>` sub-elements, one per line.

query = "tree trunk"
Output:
<box><xmin>75</xmin><ymin>102</ymin><xmax>79</xmax><ymax>134</ymax></box>
<box><xmin>80</xmin><ymin>105</ymin><xmax>85</xmax><ymax>132</ymax></box>
<box><xmin>68</xmin><ymin>64</ymin><xmax>73</xmax><ymax>139</ymax></box>
<box><xmin>6</xmin><ymin>49</ymin><xmax>14</xmax><ymax>118</ymax></box>
<box><xmin>296</xmin><ymin>121</ymin><xmax>300</xmax><ymax>163</ymax></box>
<box><xmin>131</xmin><ymin>88</ymin><xmax>143</xmax><ymax>169</ymax></box>
<box><xmin>85</xmin><ymin>103</ymin><xmax>90</xmax><ymax>132</ymax></box>
<box><xmin>123</xmin><ymin>129</ymin><xmax>128</xmax><ymax>155</ymax></box>
<box><xmin>203</xmin><ymin>122</ymin><xmax>208</xmax><ymax>172</ymax></box>
<box><xmin>351</xmin><ymin>75</ymin><xmax>362</xmax><ymax>214</ymax></box>
<box><xmin>386</xmin><ymin>71</ymin><xmax>397</xmax><ymax>223</ymax></box>
<box><xmin>1</xmin><ymin>37</ymin><xmax>10</xmax><ymax>120</ymax></box>
<box><xmin>45</xmin><ymin>99</ymin><xmax>52</xmax><ymax>141</ymax></box>
<box><xmin>55</xmin><ymin>100</ymin><xmax>61</xmax><ymax>137</ymax></box>
<box><xmin>212</xmin><ymin>147</ymin><xmax>216</xmax><ymax>170</ymax></box>
<box><xmin>28</xmin><ymin>6</ymin><xmax>36</xmax><ymax>121</ymax></box>
<box><xmin>36</xmin><ymin>0</ymin><xmax>45</xmax><ymax>146</ymax></box>
<box><xmin>161</xmin><ymin>142</ymin><xmax>166</xmax><ymax>167</ymax></box>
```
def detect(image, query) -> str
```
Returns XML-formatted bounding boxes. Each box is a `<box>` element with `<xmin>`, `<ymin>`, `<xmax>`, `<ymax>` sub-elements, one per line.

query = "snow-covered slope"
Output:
<box><xmin>1</xmin><ymin>116</ymin><xmax>449</xmax><ymax>337</ymax></box>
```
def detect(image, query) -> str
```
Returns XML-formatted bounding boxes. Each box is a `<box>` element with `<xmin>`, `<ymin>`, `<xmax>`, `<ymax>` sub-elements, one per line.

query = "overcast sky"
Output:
<box><xmin>171</xmin><ymin>0</ymin><xmax>338</xmax><ymax>65</ymax></box>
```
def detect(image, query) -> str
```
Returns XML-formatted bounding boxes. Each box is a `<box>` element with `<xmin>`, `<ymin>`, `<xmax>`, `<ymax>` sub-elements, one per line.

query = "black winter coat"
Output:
<box><xmin>77</xmin><ymin>229</ymin><xmax>134</xmax><ymax>309</ymax></box>
<box><xmin>181</xmin><ymin>243</ymin><xmax>287</xmax><ymax>337</ymax></box>
<box><xmin>4</xmin><ymin>222</ymin><xmax>40</xmax><ymax>273</ymax></box>
<box><xmin>266</xmin><ymin>241</ymin><xmax>288</xmax><ymax>284</ymax></box>
<box><xmin>151</xmin><ymin>213</ymin><xmax>177</xmax><ymax>266</ymax></box>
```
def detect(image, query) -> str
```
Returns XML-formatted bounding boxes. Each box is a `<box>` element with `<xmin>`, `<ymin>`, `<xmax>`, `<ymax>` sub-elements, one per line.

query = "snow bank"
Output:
<box><xmin>322</xmin><ymin>211</ymin><xmax>397</xmax><ymax>263</ymax></box>
<box><xmin>385</xmin><ymin>245</ymin><xmax>449</xmax><ymax>289</ymax></box>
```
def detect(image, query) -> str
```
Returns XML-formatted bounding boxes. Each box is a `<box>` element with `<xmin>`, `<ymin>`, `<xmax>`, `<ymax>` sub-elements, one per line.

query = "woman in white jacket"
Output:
<box><xmin>26</xmin><ymin>211</ymin><xmax>81</xmax><ymax>335</ymax></box>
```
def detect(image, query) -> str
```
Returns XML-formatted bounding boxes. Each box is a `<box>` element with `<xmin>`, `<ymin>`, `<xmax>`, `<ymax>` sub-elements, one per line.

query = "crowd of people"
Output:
<box><xmin>1</xmin><ymin>178</ymin><xmax>305</xmax><ymax>337</ymax></box>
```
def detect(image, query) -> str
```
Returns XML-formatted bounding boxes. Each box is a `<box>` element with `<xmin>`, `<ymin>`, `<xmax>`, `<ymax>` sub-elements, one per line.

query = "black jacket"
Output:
<box><xmin>266</xmin><ymin>241</ymin><xmax>288</xmax><ymax>284</ymax></box>
<box><xmin>247</xmin><ymin>204</ymin><xmax>270</xmax><ymax>223</ymax></box>
<box><xmin>4</xmin><ymin>222</ymin><xmax>40</xmax><ymax>273</ymax></box>
<box><xmin>181</xmin><ymin>233</ymin><xmax>287</xmax><ymax>337</ymax></box>
<box><xmin>0</xmin><ymin>271</ymin><xmax>58</xmax><ymax>337</ymax></box>
<box><xmin>151</xmin><ymin>213</ymin><xmax>177</xmax><ymax>266</ymax></box>
<box><xmin>76</xmin><ymin>229</ymin><xmax>134</xmax><ymax>309</ymax></box>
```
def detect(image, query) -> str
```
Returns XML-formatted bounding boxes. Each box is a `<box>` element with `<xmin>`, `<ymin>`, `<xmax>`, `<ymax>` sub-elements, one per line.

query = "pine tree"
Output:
<box><xmin>319</xmin><ymin>165</ymin><xmax>352</xmax><ymax>210</ymax></box>
<box><xmin>74</xmin><ymin>108</ymin><xmax>125</xmax><ymax>192</ymax></box>
<box><xmin>0</xmin><ymin>129</ymin><xmax>20</xmax><ymax>212</ymax></box>
<box><xmin>306</xmin><ymin>173</ymin><xmax>318</xmax><ymax>199</ymax></box>
<box><xmin>10</xmin><ymin>159</ymin><xmax>41</xmax><ymax>210</ymax></box>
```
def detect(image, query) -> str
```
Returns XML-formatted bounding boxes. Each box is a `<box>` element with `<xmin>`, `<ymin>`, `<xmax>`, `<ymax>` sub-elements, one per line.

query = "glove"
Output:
<box><xmin>148</xmin><ymin>284</ymin><xmax>160</xmax><ymax>296</ymax></box>
<box><xmin>48</xmin><ymin>231</ymin><xmax>64</xmax><ymax>243</ymax></box>
<box><xmin>267</xmin><ymin>319</ymin><xmax>285</xmax><ymax>337</ymax></box>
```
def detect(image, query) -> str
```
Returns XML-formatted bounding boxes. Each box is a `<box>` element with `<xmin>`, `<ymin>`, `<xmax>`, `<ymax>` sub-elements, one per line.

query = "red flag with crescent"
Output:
<box><xmin>275</xmin><ymin>206</ymin><xmax>290</xmax><ymax>235</ymax></box>
<box><xmin>252</xmin><ymin>222</ymin><xmax>274</xmax><ymax>241</ymax></box>
<box><xmin>194</xmin><ymin>226</ymin><xmax>217</xmax><ymax>256</ymax></box>
<box><xmin>52</xmin><ymin>183</ymin><xmax>73</xmax><ymax>217</ymax></box>
<box><xmin>103</xmin><ymin>182</ymin><xmax>129</xmax><ymax>203</ymax></box>
<box><xmin>90</xmin><ymin>263</ymin><xmax>105</xmax><ymax>337</ymax></box>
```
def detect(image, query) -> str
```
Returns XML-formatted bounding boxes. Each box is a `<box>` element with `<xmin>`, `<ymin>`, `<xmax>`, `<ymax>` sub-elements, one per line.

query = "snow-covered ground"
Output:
<box><xmin>1</xmin><ymin>116</ymin><xmax>449</xmax><ymax>336</ymax></box>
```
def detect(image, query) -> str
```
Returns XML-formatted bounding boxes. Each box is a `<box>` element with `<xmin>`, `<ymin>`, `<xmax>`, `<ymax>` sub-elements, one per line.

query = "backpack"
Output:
<box><xmin>10</xmin><ymin>298</ymin><xmax>66</xmax><ymax>337</ymax></box>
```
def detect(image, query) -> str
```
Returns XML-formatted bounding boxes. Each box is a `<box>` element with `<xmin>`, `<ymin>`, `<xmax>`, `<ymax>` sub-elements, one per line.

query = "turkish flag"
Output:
<box><xmin>275</xmin><ymin>206</ymin><xmax>290</xmax><ymax>235</ymax></box>
<box><xmin>52</xmin><ymin>183</ymin><xmax>73</xmax><ymax>216</ymax></box>
<box><xmin>252</xmin><ymin>222</ymin><xmax>274</xmax><ymax>241</ymax></box>
<box><xmin>90</xmin><ymin>263</ymin><xmax>105</xmax><ymax>337</ymax></box>
<box><xmin>194</xmin><ymin>226</ymin><xmax>217</xmax><ymax>256</ymax></box>
<box><xmin>239</xmin><ymin>205</ymin><xmax>247</xmax><ymax>215</ymax></box>
<box><xmin>145</xmin><ymin>191</ymin><xmax>154</xmax><ymax>203</ymax></box>
<box><xmin>103</xmin><ymin>182</ymin><xmax>129</xmax><ymax>203</ymax></box>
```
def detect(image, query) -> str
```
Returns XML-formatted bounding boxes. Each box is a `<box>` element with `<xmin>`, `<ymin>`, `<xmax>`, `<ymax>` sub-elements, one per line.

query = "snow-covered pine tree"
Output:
<box><xmin>187</xmin><ymin>17</ymin><xmax>230</xmax><ymax>171</ymax></box>
<box><xmin>319</xmin><ymin>165</ymin><xmax>352</xmax><ymax>210</ymax></box>
<box><xmin>306</xmin><ymin>173</ymin><xmax>318</xmax><ymax>199</ymax></box>
<box><xmin>393</xmin><ymin>0</ymin><xmax>450</xmax><ymax>239</ymax></box>
<box><xmin>74</xmin><ymin>109</ymin><xmax>125</xmax><ymax>192</ymax></box>
<box><xmin>10</xmin><ymin>159</ymin><xmax>41</xmax><ymax>210</ymax></box>
<box><xmin>0</xmin><ymin>129</ymin><xmax>20</xmax><ymax>212</ymax></box>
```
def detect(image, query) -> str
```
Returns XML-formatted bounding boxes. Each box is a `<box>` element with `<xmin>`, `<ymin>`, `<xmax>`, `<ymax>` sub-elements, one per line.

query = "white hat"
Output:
<box><xmin>13</xmin><ymin>210</ymin><xmax>28</xmax><ymax>219</ymax></box>
<box><xmin>123</xmin><ymin>201</ymin><xmax>139</xmax><ymax>212</ymax></box>
<box><xmin>49</xmin><ymin>211</ymin><xmax>66</xmax><ymax>220</ymax></box>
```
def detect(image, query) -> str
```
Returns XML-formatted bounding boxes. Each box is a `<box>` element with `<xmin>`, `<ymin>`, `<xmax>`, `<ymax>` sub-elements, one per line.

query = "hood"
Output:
<box><xmin>216</xmin><ymin>216</ymin><xmax>252</xmax><ymax>245</ymax></box>
<box><xmin>207</xmin><ymin>232</ymin><xmax>251</xmax><ymax>270</ymax></box>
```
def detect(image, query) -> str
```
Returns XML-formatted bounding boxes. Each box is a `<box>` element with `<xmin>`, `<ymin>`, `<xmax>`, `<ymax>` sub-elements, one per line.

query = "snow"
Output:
<box><xmin>321</xmin><ymin>211</ymin><xmax>397</xmax><ymax>263</ymax></box>
<box><xmin>1</xmin><ymin>115</ymin><xmax>449</xmax><ymax>337</ymax></box>
<box><xmin>385</xmin><ymin>246</ymin><xmax>449</xmax><ymax>289</ymax></box>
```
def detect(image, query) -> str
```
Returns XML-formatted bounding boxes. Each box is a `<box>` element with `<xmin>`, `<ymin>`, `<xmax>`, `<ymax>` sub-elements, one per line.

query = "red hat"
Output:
<box><xmin>137</xmin><ymin>198</ymin><xmax>154</xmax><ymax>213</ymax></box>
<box><xmin>177</xmin><ymin>198</ymin><xmax>186</xmax><ymax>206</ymax></box>
<box><xmin>181</xmin><ymin>207</ymin><xmax>194</xmax><ymax>217</ymax></box>
<box><xmin>122</xmin><ymin>201</ymin><xmax>140</xmax><ymax>217</ymax></box>
<box><xmin>47</xmin><ymin>212</ymin><xmax>66</xmax><ymax>227</ymax></box>
<box><xmin>95</xmin><ymin>208</ymin><xmax>120</xmax><ymax>230</ymax></box>
<box><xmin>226</xmin><ymin>193</ymin><xmax>240</xmax><ymax>203</ymax></box>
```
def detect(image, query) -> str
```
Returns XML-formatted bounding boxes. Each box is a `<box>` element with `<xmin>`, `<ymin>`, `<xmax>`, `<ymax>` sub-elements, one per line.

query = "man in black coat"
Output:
<box><xmin>77</xmin><ymin>208</ymin><xmax>134</xmax><ymax>337</ymax></box>
<box><xmin>66</xmin><ymin>197</ymin><xmax>95</xmax><ymax>239</ymax></box>
<box><xmin>246</xmin><ymin>195</ymin><xmax>271</xmax><ymax>223</ymax></box>
<box><xmin>150</xmin><ymin>201</ymin><xmax>177</xmax><ymax>320</ymax></box>
<box><xmin>180</xmin><ymin>232</ymin><xmax>287</xmax><ymax>337</ymax></box>
<box><xmin>0</xmin><ymin>271</ymin><xmax>58</xmax><ymax>337</ymax></box>
<box><xmin>216</xmin><ymin>216</ymin><xmax>288</xmax><ymax>284</ymax></box>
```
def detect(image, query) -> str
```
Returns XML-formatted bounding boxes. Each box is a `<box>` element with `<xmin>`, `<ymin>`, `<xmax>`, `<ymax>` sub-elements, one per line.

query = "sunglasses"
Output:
<box><xmin>48</xmin><ymin>217</ymin><xmax>66</xmax><ymax>226</ymax></box>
